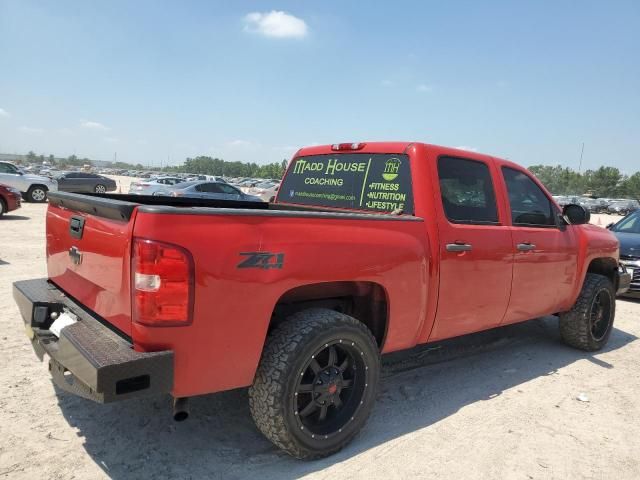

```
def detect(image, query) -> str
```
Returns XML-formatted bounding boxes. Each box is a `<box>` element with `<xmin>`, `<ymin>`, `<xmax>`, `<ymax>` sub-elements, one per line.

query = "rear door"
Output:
<box><xmin>429</xmin><ymin>156</ymin><xmax>514</xmax><ymax>341</ymax></box>
<box><xmin>499</xmin><ymin>166</ymin><xmax>578</xmax><ymax>323</ymax></box>
<box><xmin>76</xmin><ymin>173</ymin><xmax>97</xmax><ymax>192</ymax></box>
<box><xmin>216</xmin><ymin>183</ymin><xmax>242</xmax><ymax>200</ymax></box>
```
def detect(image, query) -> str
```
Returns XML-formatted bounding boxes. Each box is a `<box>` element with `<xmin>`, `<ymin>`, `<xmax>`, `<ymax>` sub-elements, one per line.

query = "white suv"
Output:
<box><xmin>0</xmin><ymin>161</ymin><xmax>58</xmax><ymax>202</ymax></box>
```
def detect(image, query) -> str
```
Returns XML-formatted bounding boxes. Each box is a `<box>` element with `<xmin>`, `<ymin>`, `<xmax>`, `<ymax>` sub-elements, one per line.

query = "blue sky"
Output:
<box><xmin>1</xmin><ymin>1</ymin><xmax>638</xmax><ymax>171</ymax></box>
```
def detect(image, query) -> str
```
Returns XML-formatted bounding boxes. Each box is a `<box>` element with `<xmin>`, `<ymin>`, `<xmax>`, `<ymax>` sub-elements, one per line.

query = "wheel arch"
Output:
<box><xmin>586</xmin><ymin>257</ymin><xmax>619</xmax><ymax>291</ymax></box>
<box><xmin>269</xmin><ymin>281</ymin><xmax>389</xmax><ymax>348</ymax></box>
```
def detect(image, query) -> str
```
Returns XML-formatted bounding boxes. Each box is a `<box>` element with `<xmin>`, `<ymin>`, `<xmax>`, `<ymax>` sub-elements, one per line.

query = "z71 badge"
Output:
<box><xmin>237</xmin><ymin>252</ymin><xmax>285</xmax><ymax>270</ymax></box>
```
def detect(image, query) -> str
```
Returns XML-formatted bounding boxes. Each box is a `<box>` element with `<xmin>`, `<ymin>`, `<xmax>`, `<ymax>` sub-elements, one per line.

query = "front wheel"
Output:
<box><xmin>249</xmin><ymin>308</ymin><xmax>380</xmax><ymax>459</ymax></box>
<box><xmin>559</xmin><ymin>273</ymin><xmax>615</xmax><ymax>351</ymax></box>
<box><xmin>27</xmin><ymin>185</ymin><xmax>47</xmax><ymax>203</ymax></box>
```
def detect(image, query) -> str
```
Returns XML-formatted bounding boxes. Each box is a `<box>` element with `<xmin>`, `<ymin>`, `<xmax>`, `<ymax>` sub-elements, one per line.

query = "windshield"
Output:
<box><xmin>612</xmin><ymin>212</ymin><xmax>640</xmax><ymax>233</ymax></box>
<box><xmin>278</xmin><ymin>153</ymin><xmax>414</xmax><ymax>214</ymax></box>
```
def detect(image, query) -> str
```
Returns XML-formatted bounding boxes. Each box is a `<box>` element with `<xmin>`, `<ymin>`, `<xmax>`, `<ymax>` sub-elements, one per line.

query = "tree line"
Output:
<box><xmin>15</xmin><ymin>150</ymin><xmax>639</xmax><ymax>198</ymax></box>
<box><xmin>528</xmin><ymin>165</ymin><xmax>640</xmax><ymax>199</ymax></box>
<box><xmin>164</xmin><ymin>156</ymin><xmax>289</xmax><ymax>179</ymax></box>
<box><xmin>18</xmin><ymin>151</ymin><xmax>288</xmax><ymax>179</ymax></box>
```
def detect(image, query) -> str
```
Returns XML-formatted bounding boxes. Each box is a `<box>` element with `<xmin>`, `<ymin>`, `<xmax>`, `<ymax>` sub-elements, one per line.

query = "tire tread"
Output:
<box><xmin>249</xmin><ymin>308</ymin><xmax>379</xmax><ymax>459</ymax></box>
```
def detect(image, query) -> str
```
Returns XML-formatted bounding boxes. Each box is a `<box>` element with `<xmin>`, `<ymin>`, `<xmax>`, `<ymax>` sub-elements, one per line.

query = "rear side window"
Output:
<box><xmin>502</xmin><ymin>167</ymin><xmax>556</xmax><ymax>227</ymax></box>
<box><xmin>437</xmin><ymin>157</ymin><xmax>499</xmax><ymax>224</ymax></box>
<box><xmin>279</xmin><ymin>154</ymin><xmax>414</xmax><ymax>214</ymax></box>
<box><xmin>218</xmin><ymin>184</ymin><xmax>239</xmax><ymax>195</ymax></box>
<box><xmin>195</xmin><ymin>183</ymin><xmax>216</xmax><ymax>193</ymax></box>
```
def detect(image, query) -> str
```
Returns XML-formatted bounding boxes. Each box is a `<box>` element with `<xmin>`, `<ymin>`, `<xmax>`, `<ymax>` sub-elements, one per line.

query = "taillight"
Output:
<box><xmin>331</xmin><ymin>142</ymin><xmax>365</xmax><ymax>151</ymax></box>
<box><xmin>132</xmin><ymin>238</ymin><xmax>194</xmax><ymax>326</ymax></box>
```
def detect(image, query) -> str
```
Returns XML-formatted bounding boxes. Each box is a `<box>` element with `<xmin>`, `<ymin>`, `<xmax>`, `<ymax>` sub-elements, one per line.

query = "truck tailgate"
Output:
<box><xmin>46</xmin><ymin>194</ymin><xmax>137</xmax><ymax>336</ymax></box>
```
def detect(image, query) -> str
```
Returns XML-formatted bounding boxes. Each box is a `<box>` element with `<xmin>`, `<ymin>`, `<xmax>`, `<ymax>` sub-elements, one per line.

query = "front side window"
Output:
<box><xmin>195</xmin><ymin>183</ymin><xmax>216</xmax><ymax>193</ymax></box>
<box><xmin>437</xmin><ymin>157</ymin><xmax>499</xmax><ymax>224</ymax></box>
<box><xmin>0</xmin><ymin>163</ymin><xmax>19</xmax><ymax>174</ymax></box>
<box><xmin>611</xmin><ymin>211</ymin><xmax>640</xmax><ymax>233</ymax></box>
<box><xmin>502</xmin><ymin>167</ymin><xmax>556</xmax><ymax>227</ymax></box>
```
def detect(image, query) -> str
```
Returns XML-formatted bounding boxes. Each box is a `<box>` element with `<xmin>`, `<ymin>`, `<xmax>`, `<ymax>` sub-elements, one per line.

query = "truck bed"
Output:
<box><xmin>49</xmin><ymin>191</ymin><xmax>416</xmax><ymax>221</ymax></box>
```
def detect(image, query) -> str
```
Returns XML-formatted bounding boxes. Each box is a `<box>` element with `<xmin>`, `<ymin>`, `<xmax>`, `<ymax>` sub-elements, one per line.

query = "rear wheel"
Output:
<box><xmin>94</xmin><ymin>184</ymin><xmax>106</xmax><ymax>193</ymax></box>
<box><xmin>559</xmin><ymin>273</ymin><xmax>615</xmax><ymax>351</ymax></box>
<box><xmin>27</xmin><ymin>185</ymin><xmax>47</xmax><ymax>203</ymax></box>
<box><xmin>249</xmin><ymin>308</ymin><xmax>380</xmax><ymax>459</ymax></box>
<box><xmin>0</xmin><ymin>198</ymin><xmax>6</xmax><ymax>216</ymax></box>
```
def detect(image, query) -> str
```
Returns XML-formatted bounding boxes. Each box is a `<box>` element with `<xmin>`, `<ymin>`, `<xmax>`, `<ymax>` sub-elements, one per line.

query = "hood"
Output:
<box><xmin>614</xmin><ymin>232</ymin><xmax>640</xmax><ymax>258</ymax></box>
<box><xmin>24</xmin><ymin>173</ymin><xmax>54</xmax><ymax>183</ymax></box>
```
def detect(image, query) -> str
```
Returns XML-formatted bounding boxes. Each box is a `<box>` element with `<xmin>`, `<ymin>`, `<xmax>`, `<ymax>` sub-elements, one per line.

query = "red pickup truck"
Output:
<box><xmin>13</xmin><ymin>142</ymin><xmax>631</xmax><ymax>459</ymax></box>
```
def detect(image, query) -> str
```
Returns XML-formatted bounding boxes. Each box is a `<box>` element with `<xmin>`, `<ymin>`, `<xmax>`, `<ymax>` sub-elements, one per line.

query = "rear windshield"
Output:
<box><xmin>278</xmin><ymin>153</ymin><xmax>414</xmax><ymax>214</ymax></box>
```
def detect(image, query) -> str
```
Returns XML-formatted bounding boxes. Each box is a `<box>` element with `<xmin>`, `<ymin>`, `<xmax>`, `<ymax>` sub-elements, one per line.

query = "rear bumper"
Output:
<box><xmin>13</xmin><ymin>278</ymin><xmax>173</xmax><ymax>403</ymax></box>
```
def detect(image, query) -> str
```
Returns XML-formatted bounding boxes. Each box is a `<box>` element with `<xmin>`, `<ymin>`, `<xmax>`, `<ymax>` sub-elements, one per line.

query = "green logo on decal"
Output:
<box><xmin>382</xmin><ymin>158</ymin><xmax>401</xmax><ymax>181</ymax></box>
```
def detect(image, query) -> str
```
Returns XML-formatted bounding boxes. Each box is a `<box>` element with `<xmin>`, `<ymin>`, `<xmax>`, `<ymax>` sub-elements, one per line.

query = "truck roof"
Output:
<box><xmin>296</xmin><ymin>142</ymin><xmax>510</xmax><ymax>166</ymax></box>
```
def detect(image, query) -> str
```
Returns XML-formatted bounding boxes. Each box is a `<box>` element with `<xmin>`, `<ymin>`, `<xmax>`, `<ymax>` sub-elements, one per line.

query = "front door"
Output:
<box><xmin>429</xmin><ymin>156</ymin><xmax>514</xmax><ymax>341</ymax></box>
<box><xmin>499</xmin><ymin>166</ymin><xmax>578</xmax><ymax>323</ymax></box>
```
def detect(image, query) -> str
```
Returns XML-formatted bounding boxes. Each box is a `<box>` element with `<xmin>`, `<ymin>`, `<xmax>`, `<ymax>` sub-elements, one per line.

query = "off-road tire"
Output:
<box><xmin>27</xmin><ymin>185</ymin><xmax>47</xmax><ymax>203</ymax></box>
<box><xmin>249</xmin><ymin>308</ymin><xmax>380</xmax><ymax>459</ymax></box>
<box><xmin>559</xmin><ymin>273</ymin><xmax>615</xmax><ymax>351</ymax></box>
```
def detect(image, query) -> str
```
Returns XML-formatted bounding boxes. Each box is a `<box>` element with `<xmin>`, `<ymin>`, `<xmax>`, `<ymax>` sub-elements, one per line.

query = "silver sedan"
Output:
<box><xmin>154</xmin><ymin>180</ymin><xmax>263</xmax><ymax>201</ymax></box>
<box><xmin>129</xmin><ymin>177</ymin><xmax>185</xmax><ymax>195</ymax></box>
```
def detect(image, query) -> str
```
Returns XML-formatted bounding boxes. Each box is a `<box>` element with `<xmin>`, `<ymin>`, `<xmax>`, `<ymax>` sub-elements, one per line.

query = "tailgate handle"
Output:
<box><xmin>69</xmin><ymin>216</ymin><xmax>85</xmax><ymax>239</ymax></box>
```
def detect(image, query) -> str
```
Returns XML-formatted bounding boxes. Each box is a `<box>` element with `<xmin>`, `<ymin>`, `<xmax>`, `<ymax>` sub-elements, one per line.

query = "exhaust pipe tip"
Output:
<box><xmin>173</xmin><ymin>397</ymin><xmax>189</xmax><ymax>422</ymax></box>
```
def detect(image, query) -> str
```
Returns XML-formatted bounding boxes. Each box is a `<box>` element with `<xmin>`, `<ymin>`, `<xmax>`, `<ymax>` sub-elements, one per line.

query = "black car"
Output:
<box><xmin>607</xmin><ymin>200</ymin><xmax>640</xmax><ymax>216</ymax></box>
<box><xmin>55</xmin><ymin>172</ymin><xmax>118</xmax><ymax>193</ymax></box>
<box><xmin>608</xmin><ymin>210</ymin><xmax>640</xmax><ymax>297</ymax></box>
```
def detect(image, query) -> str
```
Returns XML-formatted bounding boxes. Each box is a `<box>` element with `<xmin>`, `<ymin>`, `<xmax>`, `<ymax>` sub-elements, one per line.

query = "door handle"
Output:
<box><xmin>516</xmin><ymin>242</ymin><xmax>536</xmax><ymax>251</ymax></box>
<box><xmin>446</xmin><ymin>242</ymin><xmax>473</xmax><ymax>252</ymax></box>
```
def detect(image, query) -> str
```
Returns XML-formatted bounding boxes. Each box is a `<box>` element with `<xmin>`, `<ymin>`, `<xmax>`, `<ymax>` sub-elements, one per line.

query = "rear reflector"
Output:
<box><xmin>132</xmin><ymin>238</ymin><xmax>194</xmax><ymax>327</ymax></box>
<box><xmin>331</xmin><ymin>142</ymin><xmax>365</xmax><ymax>151</ymax></box>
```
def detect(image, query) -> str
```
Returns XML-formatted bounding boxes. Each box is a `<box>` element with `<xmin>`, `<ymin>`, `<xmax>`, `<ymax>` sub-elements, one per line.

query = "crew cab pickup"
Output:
<box><xmin>13</xmin><ymin>142</ymin><xmax>631</xmax><ymax>459</ymax></box>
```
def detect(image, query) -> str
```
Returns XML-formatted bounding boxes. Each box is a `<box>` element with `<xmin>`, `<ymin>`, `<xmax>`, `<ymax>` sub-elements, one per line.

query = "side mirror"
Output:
<box><xmin>606</xmin><ymin>223</ymin><xmax>614</xmax><ymax>230</ymax></box>
<box><xmin>563</xmin><ymin>204</ymin><xmax>591</xmax><ymax>225</ymax></box>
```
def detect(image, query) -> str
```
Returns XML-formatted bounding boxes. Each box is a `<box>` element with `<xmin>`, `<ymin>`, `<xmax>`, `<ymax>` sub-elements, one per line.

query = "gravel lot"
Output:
<box><xmin>0</xmin><ymin>200</ymin><xmax>639</xmax><ymax>479</ymax></box>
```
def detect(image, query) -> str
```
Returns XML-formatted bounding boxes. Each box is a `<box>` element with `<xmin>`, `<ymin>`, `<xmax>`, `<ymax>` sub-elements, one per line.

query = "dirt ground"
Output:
<box><xmin>0</xmin><ymin>201</ymin><xmax>639</xmax><ymax>480</ymax></box>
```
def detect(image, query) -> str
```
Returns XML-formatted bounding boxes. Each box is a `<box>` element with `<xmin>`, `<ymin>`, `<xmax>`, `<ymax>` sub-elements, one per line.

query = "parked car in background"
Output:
<box><xmin>608</xmin><ymin>200</ymin><xmax>640</xmax><ymax>216</ymax></box>
<box><xmin>185</xmin><ymin>175</ymin><xmax>227</xmax><ymax>183</ymax></box>
<box><xmin>0</xmin><ymin>161</ymin><xmax>58</xmax><ymax>202</ymax></box>
<box><xmin>0</xmin><ymin>183</ymin><xmax>22</xmax><ymax>216</ymax></box>
<box><xmin>129</xmin><ymin>177</ymin><xmax>185</xmax><ymax>195</ymax></box>
<box><xmin>608</xmin><ymin>210</ymin><xmax>640</xmax><ymax>297</ymax></box>
<box><xmin>154</xmin><ymin>180</ymin><xmax>262</xmax><ymax>201</ymax></box>
<box><xmin>55</xmin><ymin>172</ymin><xmax>117</xmax><ymax>193</ymax></box>
<box><xmin>589</xmin><ymin>198</ymin><xmax>611</xmax><ymax>213</ymax></box>
<box><xmin>246</xmin><ymin>181</ymin><xmax>280</xmax><ymax>202</ymax></box>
